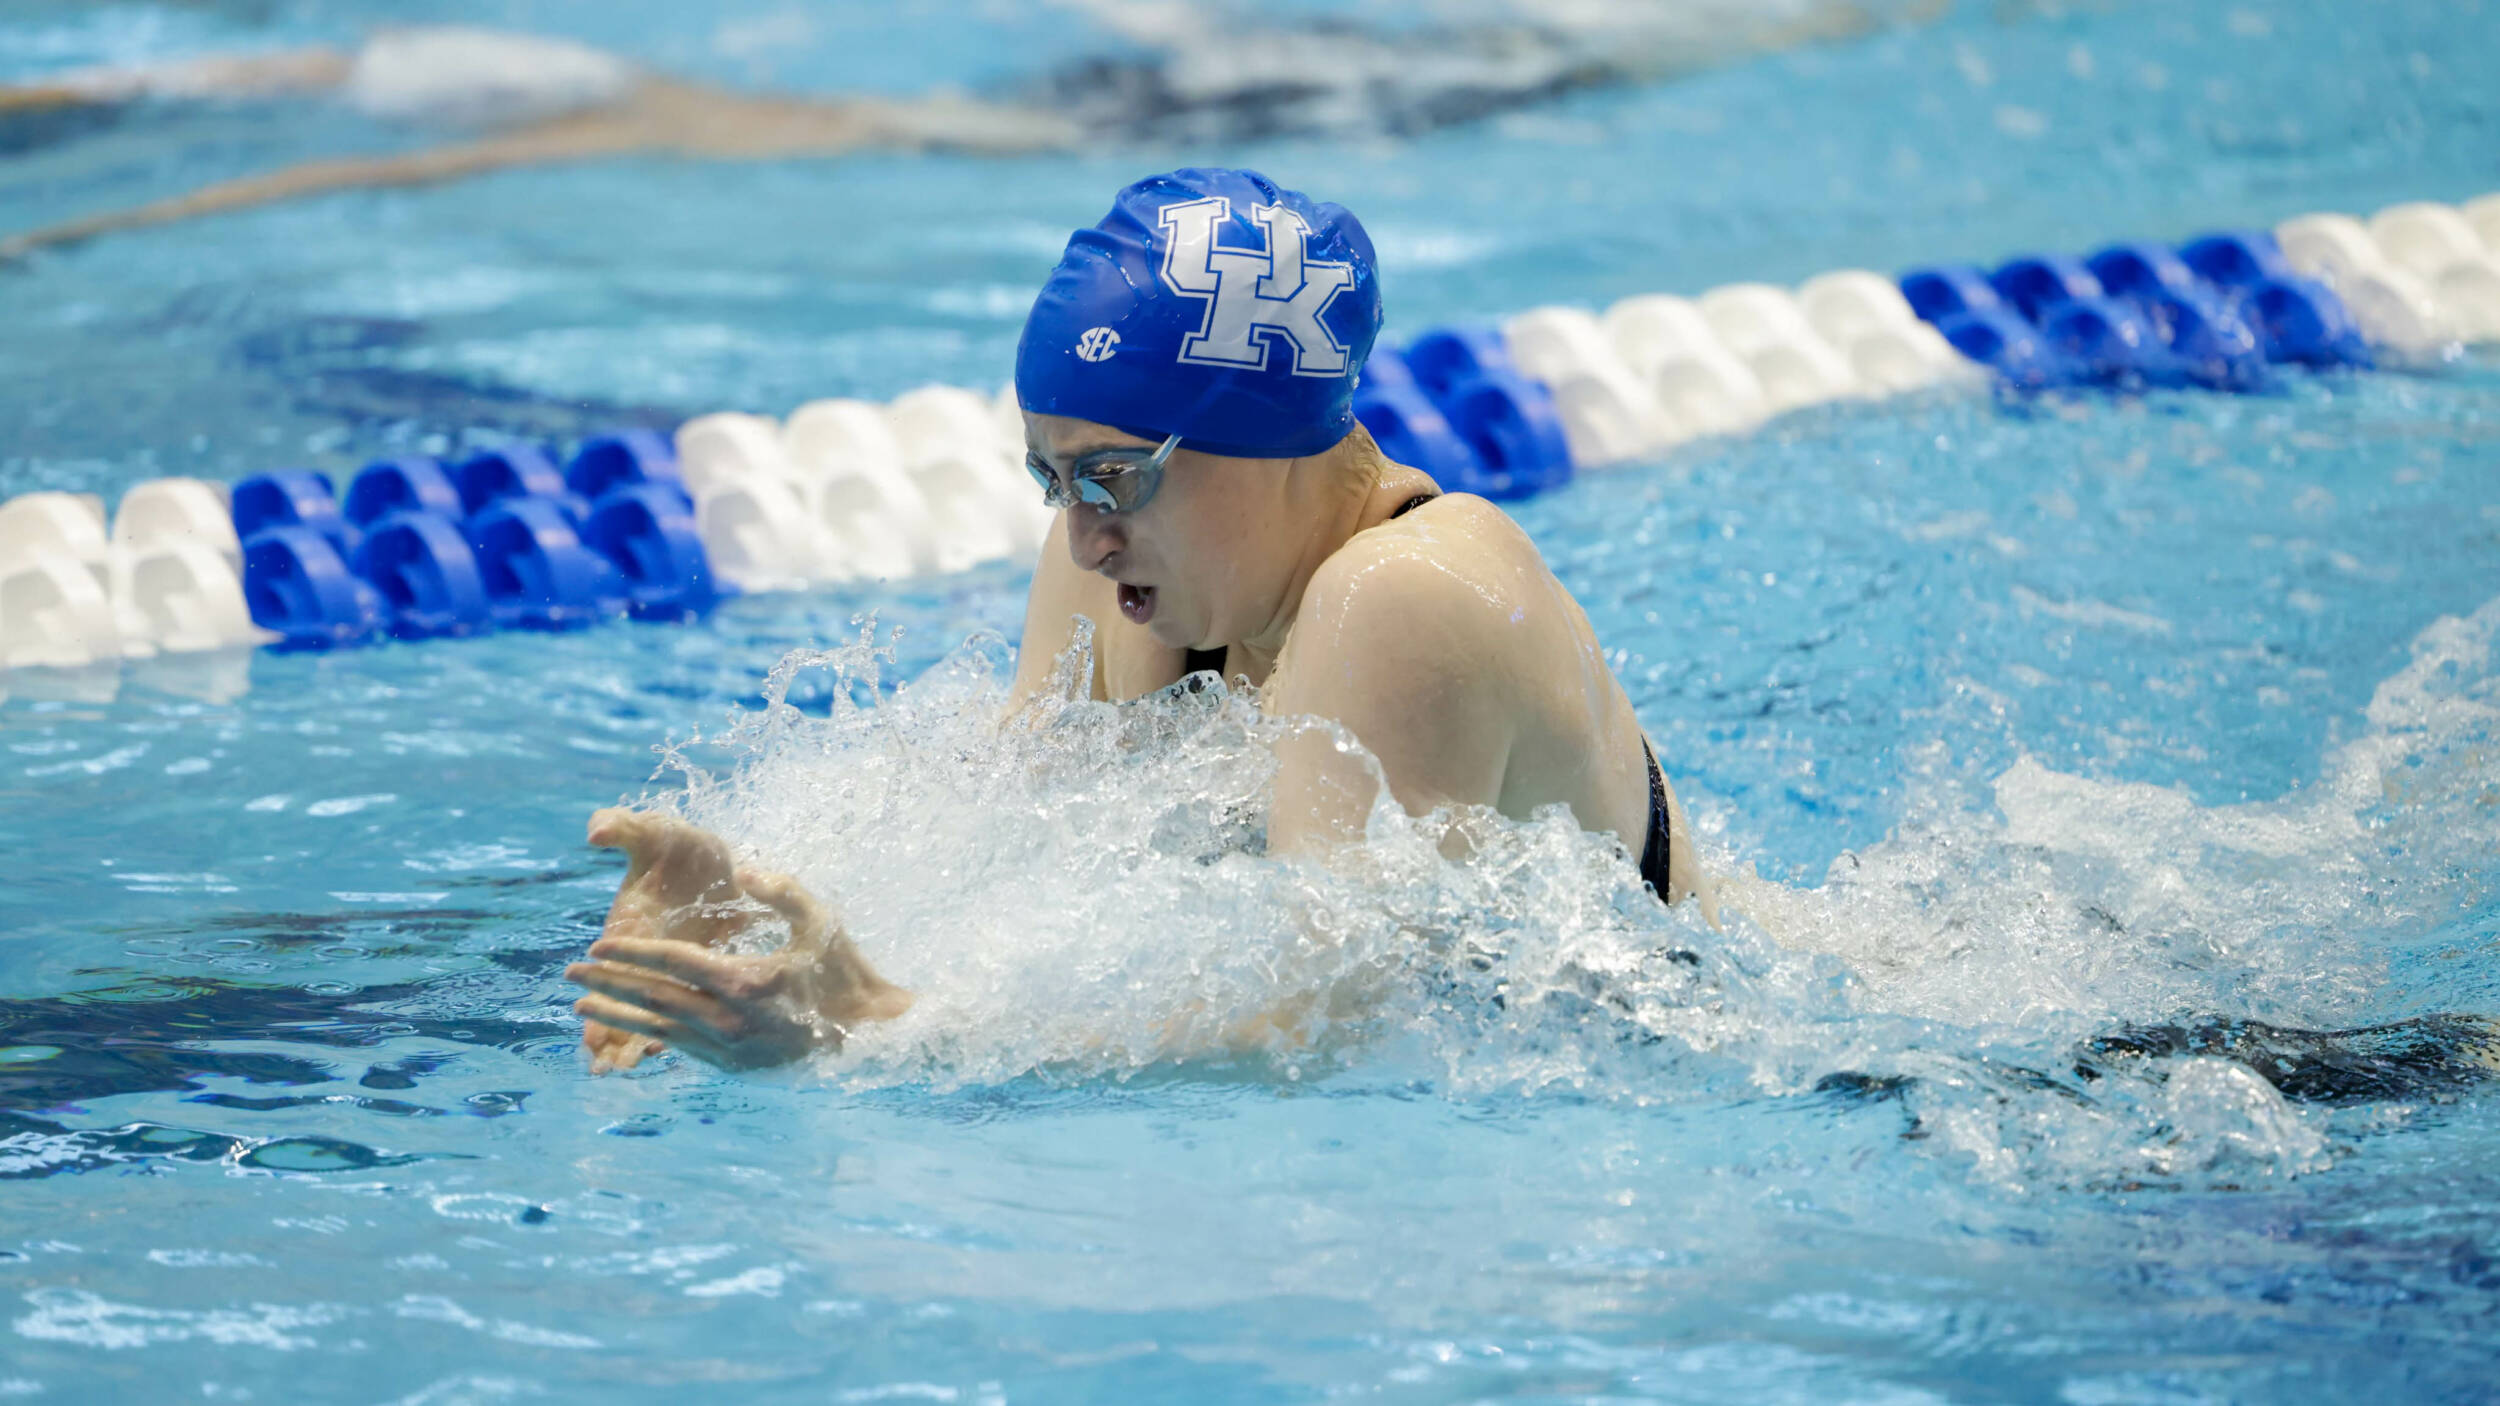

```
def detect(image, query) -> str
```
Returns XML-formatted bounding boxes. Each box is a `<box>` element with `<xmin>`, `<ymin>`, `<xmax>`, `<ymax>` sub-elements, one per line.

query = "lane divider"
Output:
<box><xmin>1</xmin><ymin>192</ymin><xmax>2493</xmax><ymax>691</ymax></box>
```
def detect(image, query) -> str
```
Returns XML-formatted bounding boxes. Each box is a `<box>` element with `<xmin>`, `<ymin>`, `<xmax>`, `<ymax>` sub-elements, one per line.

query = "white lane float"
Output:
<box><xmin>2275</xmin><ymin>205</ymin><xmax>2492</xmax><ymax>352</ymax></box>
<box><xmin>111</xmin><ymin>477</ymin><xmax>239</xmax><ymax>569</ymax></box>
<box><xmin>0</xmin><ymin>492</ymin><xmax>137</xmax><ymax>667</ymax></box>
<box><xmin>1601</xmin><ymin>294</ymin><xmax>1771</xmax><ymax>441</ymax></box>
<box><xmin>0</xmin><ymin>553</ymin><xmax>123</xmax><ymax>670</ymax></box>
<box><xmin>673</xmin><ymin>412</ymin><xmax>838</xmax><ymax>592</ymax></box>
<box><xmin>784</xmin><ymin>398</ymin><xmax>935</xmax><ymax>581</ymax></box>
<box><xmin>115</xmin><ymin>542</ymin><xmax>264</xmax><ymax>655</ymax></box>
<box><xmin>1696</xmin><ymin>283</ymin><xmax>1864</xmax><ymax>415</ymax></box>
<box><xmin>1502</xmin><ymin>306</ymin><xmax>1670</xmax><ymax>466</ymax></box>
<box><xmin>0</xmin><ymin>492</ymin><xmax>112</xmax><ymax>588</ymax></box>
<box><xmin>2364</xmin><ymin>201</ymin><xmax>2500</xmax><ymax>342</ymax></box>
<box><xmin>886</xmin><ymin>385</ymin><xmax>1049</xmax><ymax>573</ymax></box>
<box><xmin>1797</xmin><ymin>271</ymin><xmax>1977</xmax><ymax>394</ymax></box>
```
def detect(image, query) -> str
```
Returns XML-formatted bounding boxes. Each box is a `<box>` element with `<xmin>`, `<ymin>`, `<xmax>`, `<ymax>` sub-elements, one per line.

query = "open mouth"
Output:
<box><xmin>1116</xmin><ymin>581</ymin><xmax>1157</xmax><ymax>624</ymax></box>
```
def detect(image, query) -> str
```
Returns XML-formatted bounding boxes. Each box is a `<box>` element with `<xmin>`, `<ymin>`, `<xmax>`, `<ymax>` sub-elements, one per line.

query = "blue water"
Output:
<box><xmin>4</xmin><ymin>1</ymin><xmax>2499</xmax><ymax>1401</ymax></box>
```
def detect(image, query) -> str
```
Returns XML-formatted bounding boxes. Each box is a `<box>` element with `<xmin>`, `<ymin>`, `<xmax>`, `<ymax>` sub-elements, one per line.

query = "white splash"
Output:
<box><xmin>649</xmin><ymin>594</ymin><xmax>2500</xmax><ymax>1189</ymax></box>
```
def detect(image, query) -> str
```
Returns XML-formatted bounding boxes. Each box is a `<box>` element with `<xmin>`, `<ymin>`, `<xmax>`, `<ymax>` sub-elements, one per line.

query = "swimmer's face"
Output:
<box><xmin>1026</xmin><ymin>411</ymin><xmax>1273</xmax><ymax>652</ymax></box>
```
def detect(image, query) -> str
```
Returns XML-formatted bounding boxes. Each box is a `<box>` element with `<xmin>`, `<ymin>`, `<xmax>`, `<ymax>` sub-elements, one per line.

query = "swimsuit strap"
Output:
<box><xmin>1638</xmin><ymin>739</ymin><xmax>1673</xmax><ymax>899</ymax></box>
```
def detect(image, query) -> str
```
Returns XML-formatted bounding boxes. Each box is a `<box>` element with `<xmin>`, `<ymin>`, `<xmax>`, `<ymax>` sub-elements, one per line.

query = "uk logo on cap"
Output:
<box><xmin>1158</xmin><ymin>197</ymin><xmax>1355</xmax><ymax>377</ymax></box>
<box><xmin>1015</xmin><ymin>168</ymin><xmax>1382</xmax><ymax>461</ymax></box>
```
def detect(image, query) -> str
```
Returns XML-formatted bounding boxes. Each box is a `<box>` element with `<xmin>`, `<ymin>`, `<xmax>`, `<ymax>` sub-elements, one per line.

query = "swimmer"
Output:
<box><xmin>562</xmin><ymin>172</ymin><xmax>2500</xmax><ymax>1100</ymax></box>
<box><xmin>0</xmin><ymin>5</ymin><xmax>1899</xmax><ymax>259</ymax></box>
<box><xmin>0</xmin><ymin>27</ymin><xmax>1079</xmax><ymax>260</ymax></box>
<box><xmin>565</xmin><ymin>168</ymin><xmax>1713</xmax><ymax>1073</ymax></box>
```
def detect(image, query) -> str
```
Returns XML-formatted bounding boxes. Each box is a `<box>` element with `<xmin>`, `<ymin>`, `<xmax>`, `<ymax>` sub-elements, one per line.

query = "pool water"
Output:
<box><xmin>4</xmin><ymin>1</ymin><xmax>2499</xmax><ymax>1401</ymax></box>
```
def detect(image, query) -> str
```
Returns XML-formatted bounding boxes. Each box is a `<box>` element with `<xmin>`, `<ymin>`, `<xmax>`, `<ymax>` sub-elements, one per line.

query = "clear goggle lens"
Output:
<box><xmin>1025</xmin><ymin>433</ymin><xmax>1182</xmax><ymax>514</ymax></box>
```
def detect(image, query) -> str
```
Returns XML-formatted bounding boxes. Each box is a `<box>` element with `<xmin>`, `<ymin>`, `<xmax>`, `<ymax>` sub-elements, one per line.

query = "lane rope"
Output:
<box><xmin>1</xmin><ymin>193</ymin><xmax>2493</xmax><ymax>682</ymax></box>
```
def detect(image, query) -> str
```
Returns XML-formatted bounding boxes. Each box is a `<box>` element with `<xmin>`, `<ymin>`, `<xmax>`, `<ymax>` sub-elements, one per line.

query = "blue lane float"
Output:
<box><xmin>1438</xmin><ymin>369</ymin><xmax>1574</xmax><ymax>500</ymax></box>
<box><xmin>2138</xmin><ymin>289</ymin><xmax>2269</xmax><ymax>390</ymax></box>
<box><xmin>1356</xmin><ymin>335</ymin><xmax>1574</xmax><ymax>500</ymax></box>
<box><xmin>1900</xmin><ymin>225</ymin><xmax>2369</xmax><ymax>392</ymax></box>
<box><xmin>2085</xmin><ymin>243</ymin><xmax>2202</xmax><ymax>301</ymax></box>
<box><xmin>470</xmin><ymin>498</ymin><xmax>625</xmax><ymax>630</ymax></box>
<box><xmin>1900</xmin><ymin>266</ymin><xmax>2005</xmax><ymax>322</ymax></box>
<box><xmin>2040</xmin><ymin>297</ymin><xmax>2157</xmax><ymax>386</ymax></box>
<box><xmin>1402</xmin><ymin>326</ymin><xmax>1514</xmax><ymax>397</ymax></box>
<box><xmin>565</xmin><ymin>429</ymin><xmax>691</xmax><ymax>513</ymax></box>
<box><xmin>2178</xmin><ymin>230</ymin><xmax>2295</xmax><ymax>288</ymax></box>
<box><xmin>1933</xmin><ymin>306</ymin><xmax>2070</xmax><ymax>390</ymax></box>
<box><xmin>450</xmin><ymin>445</ymin><xmax>565</xmax><ymax>516</ymax></box>
<box><xmin>343</xmin><ymin>457</ymin><xmax>464</xmax><ymax>528</ymax></box>
<box><xmin>232</xmin><ymin>471</ymin><xmax>356</xmax><ymax>558</ymax></box>
<box><xmin>582</xmin><ymin>484</ymin><xmax>721</xmax><ymax>621</ymax></box>
<box><xmin>350</xmin><ymin>512</ymin><xmax>493</xmax><ymax>640</ymax></box>
<box><xmin>235</xmin><ymin>433</ymin><xmax>708</xmax><ymax>649</ymax></box>
<box><xmin>2240</xmin><ymin>279</ymin><xmax>2373</xmax><ymax>367</ymax></box>
<box><xmin>241</xmin><ymin>526</ymin><xmax>379</xmax><ymax>651</ymax></box>
<box><xmin>1989</xmin><ymin>254</ymin><xmax>2105</xmax><ymax>323</ymax></box>
<box><xmin>1351</xmin><ymin>378</ymin><xmax>1479</xmax><ymax>488</ymax></box>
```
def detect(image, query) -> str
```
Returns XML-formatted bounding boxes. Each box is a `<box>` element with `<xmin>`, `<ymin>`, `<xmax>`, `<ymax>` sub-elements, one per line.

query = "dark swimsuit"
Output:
<box><xmin>1184</xmin><ymin>491</ymin><xmax>1676</xmax><ymax>902</ymax></box>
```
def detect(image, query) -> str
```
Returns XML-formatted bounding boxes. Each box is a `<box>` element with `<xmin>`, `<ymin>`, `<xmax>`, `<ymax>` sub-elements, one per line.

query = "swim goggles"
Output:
<box><xmin>1024</xmin><ymin>432</ymin><xmax>1183</xmax><ymax>514</ymax></box>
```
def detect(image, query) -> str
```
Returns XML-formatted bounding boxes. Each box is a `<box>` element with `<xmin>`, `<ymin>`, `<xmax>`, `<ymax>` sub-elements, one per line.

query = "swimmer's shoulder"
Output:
<box><xmin>1295</xmin><ymin>492</ymin><xmax>1545</xmax><ymax>670</ymax></box>
<box><xmin>1328</xmin><ymin>489</ymin><xmax>1549</xmax><ymax>608</ymax></box>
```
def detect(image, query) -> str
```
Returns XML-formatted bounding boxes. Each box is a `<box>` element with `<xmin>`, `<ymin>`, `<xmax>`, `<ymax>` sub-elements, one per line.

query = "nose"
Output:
<box><xmin>1064</xmin><ymin>501</ymin><xmax>1126</xmax><ymax>574</ymax></box>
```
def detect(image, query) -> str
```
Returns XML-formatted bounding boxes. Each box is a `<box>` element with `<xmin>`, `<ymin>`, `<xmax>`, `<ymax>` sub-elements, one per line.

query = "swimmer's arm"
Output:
<box><xmin>0</xmin><ymin>117</ymin><xmax>648</xmax><ymax>260</ymax></box>
<box><xmin>0</xmin><ymin>46</ymin><xmax>350</xmax><ymax>115</ymax></box>
<box><xmin>1147</xmin><ymin>555</ymin><xmax>1507</xmax><ymax>1056</ymax></box>
<box><xmin>1264</xmin><ymin>546</ymin><xmax>1511</xmax><ymax>858</ymax></box>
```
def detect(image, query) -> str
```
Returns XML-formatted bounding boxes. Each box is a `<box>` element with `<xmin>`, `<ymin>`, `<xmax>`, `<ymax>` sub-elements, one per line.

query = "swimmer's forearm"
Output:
<box><xmin>0</xmin><ymin>122</ymin><xmax>643</xmax><ymax>260</ymax></box>
<box><xmin>0</xmin><ymin>47</ymin><xmax>349</xmax><ymax>114</ymax></box>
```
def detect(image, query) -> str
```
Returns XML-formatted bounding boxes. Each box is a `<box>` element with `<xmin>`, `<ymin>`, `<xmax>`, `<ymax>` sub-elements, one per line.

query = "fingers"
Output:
<box><xmin>586</xmin><ymin>806</ymin><xmax>665</xmax><ymax>879</ymax></box>
<box><xmin>588</xmin><ymin>808</ymin><xmax>739</xmax><ymax>901</ymax></box>
<box><xmin>737</xmin><ymin>867</ymin><xmax>840</xmax><ymax>950</ymax></box>
<box><xmin>575</xmin><ymin>991</ymin><xmax>678</xmax><ymax>1044</ymax></box>
<box><xmin>573</xmin><ymin>992</ymin><xmax>732</xmax><ymax>1068</ymax></box>
<box><xmin>581</xmin><ymin>1018</ymin><xmax>661</xmax><ymax>1075</ymax></box>
<box><xmin>584</xmin><ymin>934</ymin><xmax>740</xmax><ymax>991</ymax></box>
<box><xmin>586</xmin><ymin>806</ymin><xmax>636</xmax><ymax>849</ymax></box>
<box><xmin>568</xmin><ymin>958</ymin><xmax>737</xmax><ymax>1030</ymax></box>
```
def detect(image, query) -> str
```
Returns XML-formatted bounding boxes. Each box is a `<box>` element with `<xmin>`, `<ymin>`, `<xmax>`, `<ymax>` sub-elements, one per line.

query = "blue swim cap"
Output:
<box><xmin>1015</xmin><ymin>168</ymin><xmax>1382</xmax><ymax>460</ymax></box>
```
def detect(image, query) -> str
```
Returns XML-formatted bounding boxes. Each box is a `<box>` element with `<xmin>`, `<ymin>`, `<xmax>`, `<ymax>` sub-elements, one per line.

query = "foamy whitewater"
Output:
<box><xmin>635</xmin><ymin>590</ymin><xmax>2498</xmax><ymax>1194</ymax></box>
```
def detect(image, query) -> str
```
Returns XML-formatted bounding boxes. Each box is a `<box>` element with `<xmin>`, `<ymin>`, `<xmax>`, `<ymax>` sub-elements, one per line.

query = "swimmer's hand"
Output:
<box><xmin>569</xmin><ymin>808</ymin><xmax>911</xmax><ymax>1072</ymax></box>
<box><xmin>572</xmin><ymin>808</ymin><xmax>745</xmax><ymax>1072</ymax></box>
